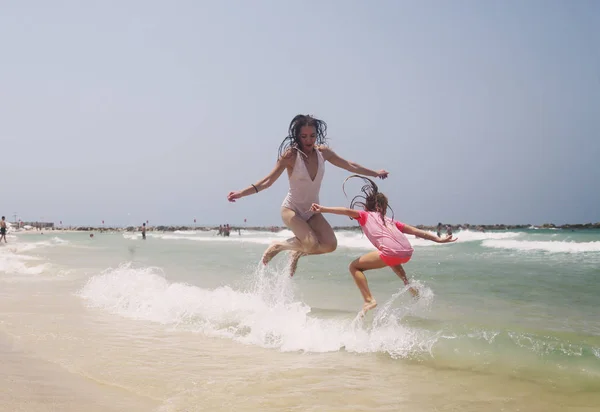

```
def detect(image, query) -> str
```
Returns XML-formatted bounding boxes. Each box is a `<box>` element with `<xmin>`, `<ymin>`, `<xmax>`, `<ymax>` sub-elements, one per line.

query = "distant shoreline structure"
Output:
<box><xmin>11</xmin><ymin>221</ymin><xmax>600</xmax><ymax>232</ymax></box>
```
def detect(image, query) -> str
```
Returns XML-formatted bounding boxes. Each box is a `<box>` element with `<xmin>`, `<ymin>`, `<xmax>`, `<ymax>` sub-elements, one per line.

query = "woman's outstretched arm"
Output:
<box><xmin>319</xmin><ymin>147</ymin><xmax>389</xmax><ymax>179</ymax></box>
<box><xmin>227</xmin><ymin>153</ymin><xmax>291</xmax><ymax>202</ymax></box>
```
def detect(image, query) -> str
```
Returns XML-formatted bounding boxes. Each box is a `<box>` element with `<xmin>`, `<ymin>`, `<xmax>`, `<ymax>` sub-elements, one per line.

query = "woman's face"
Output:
<box><xmin>298</xmin><ymin>125</ymin><xmax>317</xmax><ymax>151</ymax></box>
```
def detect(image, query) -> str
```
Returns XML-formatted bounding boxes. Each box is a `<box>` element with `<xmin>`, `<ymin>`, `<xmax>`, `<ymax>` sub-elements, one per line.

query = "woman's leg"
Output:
<box><xmin>306</xmin><ymin>213</ymin><xmax>338</xmax><ymax>254</ymax></box>
<box><xmin>348</xmin><ymin>251</ymin><xmax>387</xmax><ymax>314</ymax></box>
<box><xmin>262</xmin><ymin>208</ymin><xmax>320</xmax><ymax>265</ymax></box>
<box><xmin>287</xmin><ymin>213</ymin><xmax>338</xmax><ymax>276</ymax></box>
<box><xmin>287</xmin><ymin>251</ymin><xmax>306</xmax><ymax>277</ymax></box>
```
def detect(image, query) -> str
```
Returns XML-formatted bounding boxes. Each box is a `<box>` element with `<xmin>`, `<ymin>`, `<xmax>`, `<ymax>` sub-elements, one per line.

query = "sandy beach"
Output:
<box><xmin>0</xmin><ymin>332</ymin><xmax>157</xmax><ymax>412</ymax></box>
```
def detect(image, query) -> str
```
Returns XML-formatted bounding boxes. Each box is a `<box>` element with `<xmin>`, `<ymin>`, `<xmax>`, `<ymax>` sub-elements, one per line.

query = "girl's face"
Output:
<box><xmin>298</xmin><ymin>125</ymin><xmax>317</xmax><ymax>151</ymax></box>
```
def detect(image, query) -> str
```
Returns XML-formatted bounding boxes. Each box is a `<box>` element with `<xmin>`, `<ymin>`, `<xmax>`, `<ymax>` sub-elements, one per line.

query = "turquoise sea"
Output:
<box><xmin>1</xmin><ymin>228</ymin><xmax>599</xmax><ymax>411</ymax></box>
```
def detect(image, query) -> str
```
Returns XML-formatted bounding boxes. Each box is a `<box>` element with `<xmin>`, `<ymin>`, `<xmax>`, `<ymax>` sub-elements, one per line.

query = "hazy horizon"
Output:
<box><xmin>2</xmin><ymin>1</ymin><xmax>599</xmax><ymax>227</ymax></box>
<box><xmin>9</xmin><ymin>219</ymin><xmax>598</xmax><ymax>229</ymax></box>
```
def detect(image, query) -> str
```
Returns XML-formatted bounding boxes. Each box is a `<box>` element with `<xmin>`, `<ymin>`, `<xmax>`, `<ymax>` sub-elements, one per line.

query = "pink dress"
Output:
<box><xmin>355</xmin><ymin>211</ymin><xmax>414</xmax><ymax>266</ymax></box>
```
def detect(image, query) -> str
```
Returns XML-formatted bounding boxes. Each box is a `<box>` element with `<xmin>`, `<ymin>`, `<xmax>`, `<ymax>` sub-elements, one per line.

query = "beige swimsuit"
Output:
<box><xmin>281</xmin><ymin>149</ymin><xmax>325</xmax><ymax>221</ymax></box>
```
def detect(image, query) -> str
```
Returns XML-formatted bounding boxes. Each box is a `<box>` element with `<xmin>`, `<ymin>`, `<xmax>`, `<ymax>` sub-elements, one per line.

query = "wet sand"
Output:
<box><xmin>0</xmin><ymin>333</ymin><xmax>158</xmax><ymax>412</ymax></box>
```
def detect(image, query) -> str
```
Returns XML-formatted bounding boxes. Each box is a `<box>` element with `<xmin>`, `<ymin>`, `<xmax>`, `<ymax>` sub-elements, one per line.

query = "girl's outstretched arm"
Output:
<box><xmin>227</xmin><ymin>154</ymin><xmax>290</xmax><ymax>202</ymax></box>
<box><xmin>402</xmin><ymin>224</ymin><xmax>457</xmax><ymax>243</ymax></box>
<box><xmin>319</xmin><ymin>147</ymin><xmax>389</xmax><ymax>179</ymax></box>
<box><xmin>310</xmin><ymin>204</ymin><xmax>361</xmax><ymax>219</ymax></box>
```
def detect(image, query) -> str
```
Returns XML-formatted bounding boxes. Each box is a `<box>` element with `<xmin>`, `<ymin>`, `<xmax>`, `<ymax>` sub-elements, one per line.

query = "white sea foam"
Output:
<box><xmin>123</xmin><ymin>232</ymin><xmax>141</xmax><ymax>240</ymax></box>
<box><xmin>143</xmin><ymin>229</ymin><xmax>522</xmax><ymax>250</ymax></box>
<box><xmin>0</xmin><ymin>236</ymin><xmax>73</xmax><ymax>276</ymax></box>
<box><xmin>78</xmin><ymin>263</ymin><xmax>437</xmax><ymax>357</ymax></box>
<box><xmin>8</xmin><ymin>242</ymin><xmax>48</xmax><ymax>253</ymax></box>
<box><xmin>0</xmin><ymin>248</ymin><xmax>49</xmax><ymax>275</ymax></box>
<box><xmin>335</xmin><ymin>229</ymin><xmax>521</xmax><ymax>249</ymax></box>
<box><xmin>149</xmin><ymin>230</ymin><xmax>295</xmax><ymax>246</ymax></box>
<box><xmin>482</xmin><ymin>240</ymin><xmax>600</xmax><ymax>254</ymax></box>
<box><xmin>5</xmin><ymin>236</ymin><xmax>70</xmax><ymax>253</ymax></box>
<box><xmin>0</xmin><ymin>259</ymin><xmax>49</xmax><ymax>275</ymax></box>
<box><xmin>333</xmin><ymin>229</ymin><xmax>519</xmax><ymax>249</ymax></box>
<box><xmin>444</xmin><ymin>229</ymin><xmax>521</xmax><ymax>242</ymax></box>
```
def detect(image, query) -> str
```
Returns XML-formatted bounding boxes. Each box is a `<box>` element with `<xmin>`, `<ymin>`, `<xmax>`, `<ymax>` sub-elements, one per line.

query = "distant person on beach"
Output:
<box><xmin>309</xmin><ymin>176</ymin><xmax>456</xmax><ymax>315</ymax></box>
<box><xmin>227</xmin><ymin>114</ymin><xmax>388</xmax><ymax>276</ymax></box>
<box><xmin>0</xmin><ymin>216</ymin><xmax>7</xmax><ymax>243</ymax></box>
<box><xmin>142</xmin><ymin>223</ymin><xmax>146</xmax><ymax>240</ymax></box>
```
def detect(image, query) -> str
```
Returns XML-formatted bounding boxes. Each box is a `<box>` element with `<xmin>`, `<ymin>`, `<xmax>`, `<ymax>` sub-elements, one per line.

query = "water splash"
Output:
<box><xmin>78</xmin><ymin>262</ymin><xmax>437</xmax><ymax>356</ymax></box>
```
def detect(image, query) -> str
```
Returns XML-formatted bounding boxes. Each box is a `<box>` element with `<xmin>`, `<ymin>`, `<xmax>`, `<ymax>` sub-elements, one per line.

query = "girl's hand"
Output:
<box><xmin>438</xmin><ymin>235</ymin><xmax>457</xmax><ymax>243</ymax></box>
<box><xmin>227</xmin><ymin>191</ymin><xmax>242</xmax><ymax>202</ymax></box>
<box><xmin>376</xmin><ymin>170</ymin><xmax>389</xmax><ymax>179</ymax></box>
<box><xmin>310</xmin><ymin>203</ymin><xmax>323</xmax><ymax>213</ymax></box>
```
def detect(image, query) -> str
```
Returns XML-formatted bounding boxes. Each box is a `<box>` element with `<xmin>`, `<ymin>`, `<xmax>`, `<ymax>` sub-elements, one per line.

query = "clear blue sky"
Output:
<box><xmin>1</xmin><ymin>0</ymin><xmax>599</xmax><ymax>226</ymax></box>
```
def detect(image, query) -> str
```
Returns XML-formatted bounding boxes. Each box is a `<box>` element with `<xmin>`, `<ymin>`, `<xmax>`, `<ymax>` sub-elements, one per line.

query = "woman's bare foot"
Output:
<box><xmin>288</xmin><ymin>251</ymin><xmax>306</xmax><ymax>277</ymax></box>
<box><xmin>360</xmin><ymin>299</ymin><xmax>377</xmax><ymax>316</ymax></box>
<box><xmin>408</xmin><ymin>287</ymin><xmax>419</xmax><ymax>298</ymax></box>
<box><xmin>262</xmin><ymin>244</ymin><xmax>283</xmax><ymax>265</ymax></box>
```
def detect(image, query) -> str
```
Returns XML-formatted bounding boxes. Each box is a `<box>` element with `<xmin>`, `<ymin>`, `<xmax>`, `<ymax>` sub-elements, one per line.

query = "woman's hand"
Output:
<box><xmin>375</xmin><ymin>170</ymin><xmax>389</xmax><ymax>179</ymax></box>
<box><xmin>227</xmin><ymin>191</ymin><xmax>242</xmax><ymax>202</ymax></box>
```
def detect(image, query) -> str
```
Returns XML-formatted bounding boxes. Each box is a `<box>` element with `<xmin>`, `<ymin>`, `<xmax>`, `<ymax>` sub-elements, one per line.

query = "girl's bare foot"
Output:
<box><xmin>360</xmin><ymin>299</ymin><xmax>377</xmax><ymax>316</ymax></box>
<box><xmin>262</xmin><ymin>244</ymin><xmax>282</xmax><ymax>265</ymax></box>
<box><xmin>408</xmin><ymin>287</ymin><xmax>419</xmax><ymax>298</ymax></box>
<box><xmin>288</xmin><ymin>251</ymin><xmax>306</xmax><ymax>277</ymax></box>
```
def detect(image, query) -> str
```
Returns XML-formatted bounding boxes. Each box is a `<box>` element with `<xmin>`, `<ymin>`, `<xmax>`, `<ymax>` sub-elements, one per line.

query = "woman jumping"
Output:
<box><xmin>227</xmin><ymin>114</ymin><xmax>389</xmax><ymax>276</ymax></box>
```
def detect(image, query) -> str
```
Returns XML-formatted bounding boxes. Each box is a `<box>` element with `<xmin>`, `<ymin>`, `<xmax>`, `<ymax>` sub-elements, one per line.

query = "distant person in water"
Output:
<box><xmin>142</xmin><ymin>223</ymin><xmax>146</xmax><ymax>239</ymax></box>
<box><xmin>436</xmin><ymin>222</ymin><xmax>443</xmax><ymax>238</ymax></box>
<box><xmin>227</xmin><ymin>114</ymin><xmax>389</xmax><ymax>276</ymax></box>
<box><xmin>0</xmin><ymin>216</ymin><xmax>6</xmax><ymax>243</ymax></box>
<box><xmin>309</xmin><ymin>176</ymin><xmax>456</xmax><ymax>316</ymax></box>
<box><xmin>446</xmin><ymin>224</ymin><xmax>453</xmax><ymax>237</ymax></box>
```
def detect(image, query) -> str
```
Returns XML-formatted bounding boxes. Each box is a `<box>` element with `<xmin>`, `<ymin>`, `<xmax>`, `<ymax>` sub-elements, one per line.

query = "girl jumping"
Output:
<box><xmin>309</xmin><ymin>176</ymin><xmax>456</xmax><ymax>315</ymax></box>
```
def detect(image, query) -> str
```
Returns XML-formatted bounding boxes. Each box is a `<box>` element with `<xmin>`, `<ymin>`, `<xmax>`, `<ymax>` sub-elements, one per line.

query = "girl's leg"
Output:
<box><xmin>390</xmin><ymin>265</ymin><xmax>419</xmax><ymax>297</ymax></box>
<box><xmin>262</xmin><ymin>208</ymin><xmax>319</xmax><ymax>265</ymax></box>
<box><xmin>348</xmin><ymin>251</ymin><xmax>387</xmax><ymax>313</ymax></box>
<box><xmin>287</xmin><ymin>213</ymin><xmax>338</xmax><ymax>276</ymax></box>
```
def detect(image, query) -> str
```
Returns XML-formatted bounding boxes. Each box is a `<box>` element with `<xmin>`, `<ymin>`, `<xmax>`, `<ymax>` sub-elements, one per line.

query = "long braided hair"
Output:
<box><xmin>343</xmin><ymin>175</ymin><xmax>394</xmax><ymax>225</ymax></box>
<box><xmin>277</xmin><ymin>114</ymin><xmax>328</xmax><ymax>159</ymax></box>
